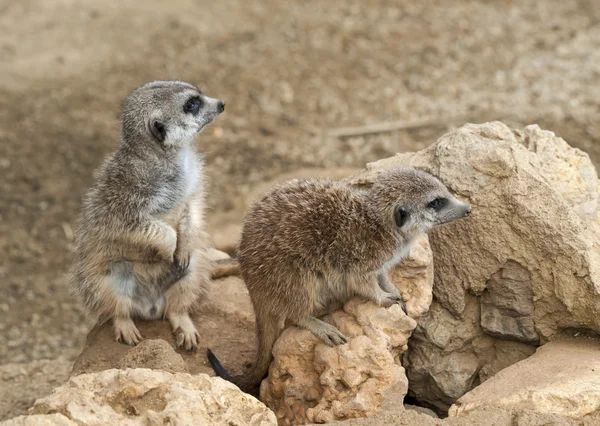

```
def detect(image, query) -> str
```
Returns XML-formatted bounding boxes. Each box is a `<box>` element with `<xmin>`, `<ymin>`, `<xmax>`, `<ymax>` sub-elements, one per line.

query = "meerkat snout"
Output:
<box><xmin>217</xmin><ymin>100</ymin><xmax>225</xmax><ymax>112</ymax></box>
<box><xmin>428</xmin><ymin>197</ymin><xmax>471</xmax><ymax>226</ymax></box>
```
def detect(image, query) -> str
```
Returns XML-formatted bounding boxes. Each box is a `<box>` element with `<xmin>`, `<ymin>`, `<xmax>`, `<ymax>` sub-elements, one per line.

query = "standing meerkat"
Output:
<box><xmin>208</xmin><ymin>167</ymin><xmax>471</xmax><ymax>395</ymax></box>
<box><xmin>70</xmin><ymin>80</ymin><xmax>225</xmax><ymax>350</ymax></box>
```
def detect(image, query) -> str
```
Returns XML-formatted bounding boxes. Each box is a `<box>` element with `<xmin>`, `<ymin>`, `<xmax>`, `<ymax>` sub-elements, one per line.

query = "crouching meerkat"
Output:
<box><xmin>70</xmin><ymin>80</ymin><xmax>225</xmax><ymax>350</ymax></box>
<box><xmin>207</xmin><ymin>167</ymin><xmax>471</xmax><ymax>395</ymax></box>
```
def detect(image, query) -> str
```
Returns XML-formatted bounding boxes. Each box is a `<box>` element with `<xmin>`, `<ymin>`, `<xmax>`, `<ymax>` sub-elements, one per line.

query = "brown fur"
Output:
<box><xmin>208</xmin><ymin>167</ymin><xmax>471</xmax><ymax>395</ymax></box>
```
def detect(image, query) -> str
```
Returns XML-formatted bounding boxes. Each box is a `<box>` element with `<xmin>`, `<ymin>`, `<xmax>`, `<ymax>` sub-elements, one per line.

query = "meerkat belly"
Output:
<box><xmin>313</xmin><ymin>270</ymin><xmax>355</xmax><ymax>312</ymax></box>
<box><xmin>109</xmin><ymin>261</ymin><xmax>169</xmax><ymax>320</ymax></box>
<box><xmin>132</xmin><ymin>283</ymin><xmax>166</xmax><ymax>320</ymax></box>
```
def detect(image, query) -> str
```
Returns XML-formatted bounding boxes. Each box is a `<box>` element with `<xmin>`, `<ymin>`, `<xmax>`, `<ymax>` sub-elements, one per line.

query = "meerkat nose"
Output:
<box><xmin>217</xmin><ymin>101</ymin><xmax>225</xmax><ymax>113</ymax></box>
<box><xmin>465</xmin><ymin>204</ymin><xmax>472</xmax><ymax>216</ymax></box>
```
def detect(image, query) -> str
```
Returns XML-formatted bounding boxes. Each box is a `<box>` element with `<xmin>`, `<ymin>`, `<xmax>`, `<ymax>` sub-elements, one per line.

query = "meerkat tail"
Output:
<box><xmin>210</xmin><ymin>257</ymin><xmax>240</xmax><ymax>279</ymax></box>
<box><xmin>207</xmin><ymin>312</ymin><xmax>280</xmax><ymax>397</ymax></box>
<box><xmin>207</xmin><ymin>348</ymin><xmax>235</xmax><ymax>381</ymax></box>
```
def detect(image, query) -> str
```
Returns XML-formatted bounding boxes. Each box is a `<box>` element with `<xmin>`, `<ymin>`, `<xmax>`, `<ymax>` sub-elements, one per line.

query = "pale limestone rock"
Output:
<box><xmin>259</xmin><ymin>232</ymin><xmax>433</xmax><ymax>425</ymax></box>
<box><xmin>116</xmin><ymin>339</ymin><xmax>188</xmax><ymax>373</ymax></box>
<box><xmin>1</xmin><ymin>414</ymin><xmax>77</xmax><ymax>426</ymax></box>
<box><xmin>449</xmin><ymin>340</ymin><xmax>600</xmax><ymax>419</ymax></box>
<box><xmin>480</xmin><ymin>261</ymin><xmax>538</xmax><ymax>344</ymax></box>
<box><xmin>30</xmin><ymin>368</ymin><xmax>276</xmax><ymax>426</ymax></box>
<box><xmin>261</xmin><ymin>301</ymin><xmax>417</xmax><ymax>425</ymax></box>
<box><xmin>389</xmin><ymin>234</ymin><xmax>434</xmax><ymax>320</ymax></box>
<box><xmin>348</xmin><ymin>122</ymin><xmax>600</xmax><ymax>411</ymax></box>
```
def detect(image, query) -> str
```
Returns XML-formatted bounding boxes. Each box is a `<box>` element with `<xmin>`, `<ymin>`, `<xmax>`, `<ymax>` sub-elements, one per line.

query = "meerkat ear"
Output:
<box><xmin>394</xmin><ymin>206</ymin><xmax>409</xmax><ymax>228</ymax></box>
<box><xmin>149</xmin><ymin>119</ymin><xmax>167</xmax><ymax>143</ymax></box>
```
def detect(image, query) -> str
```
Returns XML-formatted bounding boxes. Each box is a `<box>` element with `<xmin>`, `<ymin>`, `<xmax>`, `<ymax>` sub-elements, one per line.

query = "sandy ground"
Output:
<box><xmin>1</xmin><ymin>0</ymin><xmax>600</xmax><ymax>420</ymax></box>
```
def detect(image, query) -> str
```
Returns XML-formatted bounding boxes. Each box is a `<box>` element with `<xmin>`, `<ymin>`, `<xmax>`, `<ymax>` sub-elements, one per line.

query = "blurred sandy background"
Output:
<box><xmin>0</xmin><ymin>0</ymin><xmax>599</xmax><ymax>410</ymax></box>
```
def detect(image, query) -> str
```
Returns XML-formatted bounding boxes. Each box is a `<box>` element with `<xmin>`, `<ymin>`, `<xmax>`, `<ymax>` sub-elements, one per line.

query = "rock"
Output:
<box><xmin>446</xmin><ymin>406</ymin><xmax>598</xmax><ymax>426</ymax></box>
<box><xmin>0</xmin><ymin>358</ymin><xmax>72</xmax><ymax>421</ymax></box>
<box><xmin>314</xmin><ymin>406</ymin><xmax>600</xmax><ymax>426</ymax></box>
<box><xmin>259</xmin><ymin>233</ymin><xmax>433</xmax><ymax>424</ymax></box>
<box><xmin>348</xmin><ymin>122</ymin><xmax>600</xmax><ymax>410</ymax></box>
<box><xmin>1</xmin><ymin>414</ymin><xmax>77</xmax><ymax>426</ymax></box>
<box><xmin>29</xmin><ymin>368</ymin><xmax>276</xmax><ymax>426</ymax></box>
<box><xmin>116</xmin><ymin>339</ymin><xmax>188</xmax><ymax>373</ymax></box>
<box><xmin>261</xmin><ymin>301</ymin><xmax>416</xmax><ymax>425</ymax></box>
<box><xmin>389</xmin><ymin>235</ymin><xmax>434</xmax><ymax>319</ymax></box>
<box><xmin>72</xmin><ymin>276</ymin><xmax>256</xmax><ymax>378</ymax></box>
<box><xmin>480</xmin><ymin>261</ymin><xmax>538</xmax><ymax>345</ymax></box>
<box><xmin>449</xmin><ymin>339</ymin><xmax>600</xmax><ymax>419</ymax></box>
<box><xmin>313</xmin><ymin>408</ymin><xmax>444</xmax><ymax>426</ymax></box>
<box><xmin>404</xmin><ymin>404</ymin><xmax>439</xmax><ymax>418</ymax></box>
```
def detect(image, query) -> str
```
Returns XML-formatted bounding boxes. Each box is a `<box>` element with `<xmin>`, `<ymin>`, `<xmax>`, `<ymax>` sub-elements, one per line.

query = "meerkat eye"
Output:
<box><xmin>184</xmin><ymin>96</ymin><xmax>202</xmax><ymax>115</ymax></box>
<box><xmin>394</xmin><ymin>206</ymin><xmax>409</xmax><ymax>228</ymax></box>
<box><xmin>427</xmin><ymin>198</ymin><xmax>447</xmax><ymax>210</ymax></box>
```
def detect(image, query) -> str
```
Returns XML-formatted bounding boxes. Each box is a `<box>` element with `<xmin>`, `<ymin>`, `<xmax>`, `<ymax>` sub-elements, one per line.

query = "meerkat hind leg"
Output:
<box><xmin>165</xmin><ymin>253</ymin><xmax>210</xmax><ymax>351</ymax></box>
<box><xmin>296</xmin><ymin>316</ymin><xmax>348</xmax><ymax>346</ymax></box>
<box><xmin>113</xmin><ymin>317</ymin><xmax>142</xmax><ymax>346</ymax></box>
<box><xmin>168</xmin><ymin>312</ymin><xmax>200</xmax><ymax>351</ymax></box>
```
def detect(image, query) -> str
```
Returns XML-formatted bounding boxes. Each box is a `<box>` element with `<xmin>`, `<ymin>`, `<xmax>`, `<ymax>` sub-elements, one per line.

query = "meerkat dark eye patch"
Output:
<box><xmin>150</xmin><ymin>120</ymin><xmax>166</xmax><ymax>142</ymax></box>
<box><xmin>184</xmin><ymin>96</ymin><xmax>202</xmax><ymax>115</ymax></box>
<box><xmin>394</xmin><ymin>206</ymin><xmax>409</xmax><ymax>228</ymax></box>
<box><xmin>427</xmin><ymin>197</ymin><xmax>447</xmax><ymax>211</ymax></box>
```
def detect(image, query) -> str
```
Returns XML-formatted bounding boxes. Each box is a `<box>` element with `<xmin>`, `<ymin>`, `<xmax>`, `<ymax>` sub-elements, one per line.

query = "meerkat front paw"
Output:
<box><xmin>173</xmin><ymin>247</ymin><xmax>191</xmax><ymax>276</ymax></box>
<box><xmin>113</xmin><ymin>317</ymin><xmax>143</xmax><ymax>345</ymax></box>
<box><xmin>380</xmin><ymin>287</ymin><xmax>404</xmax><ymax>306</ymax></box>
<box><xmin>315</xmin><ymin>322</ymin><xmax>348</xmax><ymax>346</ymax></box>
<box><xmin>169</xmin><ymin>313</ymin><xmax>200</xmax><ymax>351</ymax></box>
<box><xmin>379</xmin><ymin>293</ymin><xmax>407</xmax><ymax>312</ymax></box>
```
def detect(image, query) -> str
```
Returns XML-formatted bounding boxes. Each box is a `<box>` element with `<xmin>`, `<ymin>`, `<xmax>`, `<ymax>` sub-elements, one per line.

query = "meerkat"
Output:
<box><xmin>70</xmin><ymin>80</ymin><xmax>225</xmax><ymax>350</ymax></box>
<box><xmin>207</xmin><ymin>167</ymin><xmax>471</xmax><ymax>395</ymax></box>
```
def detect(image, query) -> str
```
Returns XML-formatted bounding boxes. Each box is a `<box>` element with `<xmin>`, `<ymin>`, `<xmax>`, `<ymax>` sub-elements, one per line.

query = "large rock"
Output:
<box><xmin>260</xmin><ymin>235</ymin><xmax>433</xmax><ymax>425</ymax></box>
<box><xmin>1</xmin><ymin>414</ymin><xmax>77</xmax><ymax>426</ymax></box>
<box><xmin>317</xmin><ymin>405</ymin><xmax>600</xmax><ymax>426</ymax></box>
<box><xmin>28</xmin><ymin>368</ymin><xmax>276</xmax><ymax>426</ymax></box>
<box><xmin>348</xmin><ymin>122</ymin><xmax>600</xmax><ymax>411</ymax></box>
<box><xmin>72</xmin><ymin>275</ymin><xmax>256</xmax><ymax>378</ymax></box>
<box><xmin>449</xmin><ymin>339</ymin><xmax>600</xmax><ymax>419</ymax></box>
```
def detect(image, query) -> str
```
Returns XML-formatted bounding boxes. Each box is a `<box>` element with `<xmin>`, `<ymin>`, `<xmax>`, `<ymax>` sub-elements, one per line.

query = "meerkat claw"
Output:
<box><xmin>386</xmin><ymin>295</ymin><xmax>408</xmax><ymax>314</ymax></box>
<box><xmin>313</xmin><ymin>321</ymin><xmax>348</xmax><ymax>346</ymax></box>
<box><xmin>323</xmin><ymin>329</ymin><xmax>348</xmax><ymax>346</ymax></box>
<box><xmin>114</xmin><ymin>318</ymin><xmax>142</xmax><ymax>346</ymax></box>
<box><xmin>173</xmin><ymin>255</ymin><xmax>190</xmax><ymax>277</ymax></box>
<box><xmin>171</xmin><ymin>315</ymin><xmax>200</xmax><ymax>351</ymax></box>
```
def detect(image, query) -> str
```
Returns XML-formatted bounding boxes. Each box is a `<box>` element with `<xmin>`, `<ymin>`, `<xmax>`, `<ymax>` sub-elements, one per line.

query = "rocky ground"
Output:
<box><xmin>2</xmin><ymin>0</ymin><xmax>600</xmax><ymax>422</ymax></box>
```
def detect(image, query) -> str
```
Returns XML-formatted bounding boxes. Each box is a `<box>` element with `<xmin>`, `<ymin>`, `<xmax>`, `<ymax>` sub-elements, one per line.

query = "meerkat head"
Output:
<box><xmin>120</xmin><ymin>80</ymin><xmax>225</xmax><ymax>150</ymax></box>
<box><xmin>367</xmin><ymin>168</ymin><xmax>471</xmax><ymax>239</ymax></box>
